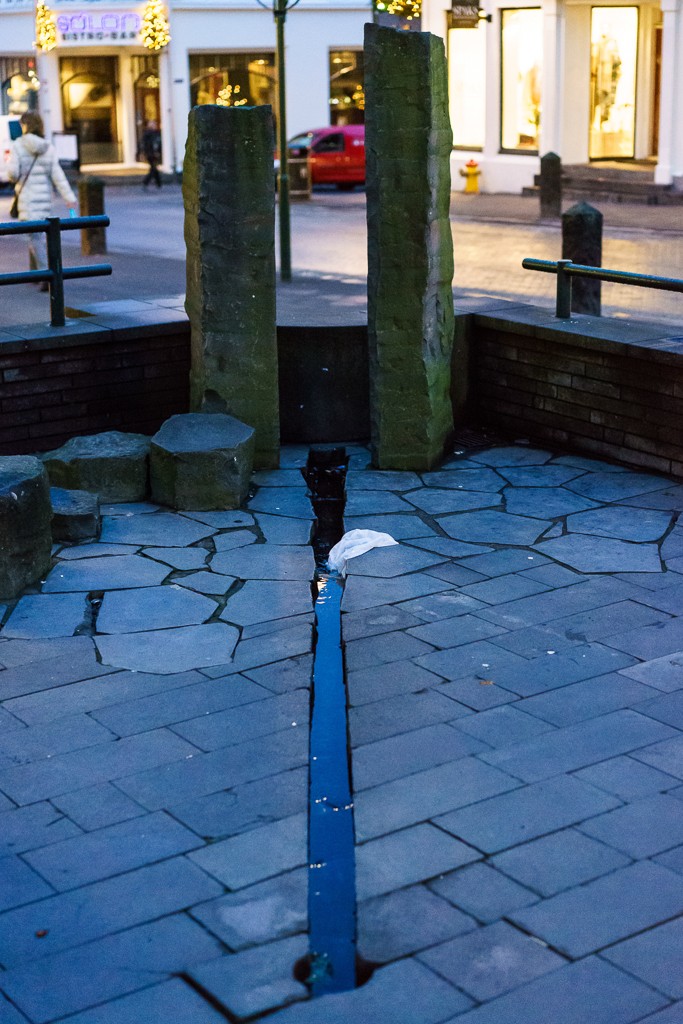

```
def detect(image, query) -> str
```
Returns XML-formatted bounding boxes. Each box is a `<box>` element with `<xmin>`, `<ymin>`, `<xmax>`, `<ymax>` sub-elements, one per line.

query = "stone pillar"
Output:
<box><xmin>365</xmin><ymin>23</ymin><xmax>454</xmax><ymax>471</ymax></box>
<box><xmin>183</xmin><ymin>104</ymin><xmax>279</xmax><ymax>469</ymax></box>
<box><xmin>562</xmin><ymin>201</ymin><xmax>603</xmax><ymax>316</ymax></box>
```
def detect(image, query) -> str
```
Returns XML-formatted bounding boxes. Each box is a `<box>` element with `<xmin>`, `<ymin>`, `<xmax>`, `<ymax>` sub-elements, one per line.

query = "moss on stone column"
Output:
<box><xmin>365</xmin><ymin>23</ymin><xmax>455</xmax><ymax>470</ymax></box>
<box><xmin>183</xmin><ymin>104</ymin><xmax>280</xmax><ymax>469</ymax></box>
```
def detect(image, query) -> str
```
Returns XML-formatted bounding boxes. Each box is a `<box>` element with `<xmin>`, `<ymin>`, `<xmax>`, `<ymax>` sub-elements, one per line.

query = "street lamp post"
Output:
<box><xmin>256</xmin><ymin>0</ymin><xmax>301</xmax><ymax>282</ymax></box>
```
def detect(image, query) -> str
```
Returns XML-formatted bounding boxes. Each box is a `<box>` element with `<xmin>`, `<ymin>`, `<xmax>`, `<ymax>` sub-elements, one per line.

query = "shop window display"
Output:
<box><xmin>1</xmin><ymin>59</ymin><xmax>40</xmax><ymax>116</ymax></box>
<box><xmin>189</xmin><ymin>53</ymin><xmax>276</xmax><ymax>110</ymax></box>
<box><xmin>330</xmin><ymin>50</ymin><xmax>364</xmax><ymax>125</ymax></box>
<box><xmin>500</xmin><ymin>7</ymin><xmax>542</xmax><ymax>152</ymax></box>
<box><xmin>589</xmin><ymin>6</ymin><xmax>638</xmax><ymax>159</ymax></box>
<box><xmin>448</xmin><ymin>24</ymin><xmax>486</xmax><ymax>149</ymax></box>
<box><xmin>60</xmin><ymin>56</ymin><xmax>120</xmax><ymax>164</ymax></box>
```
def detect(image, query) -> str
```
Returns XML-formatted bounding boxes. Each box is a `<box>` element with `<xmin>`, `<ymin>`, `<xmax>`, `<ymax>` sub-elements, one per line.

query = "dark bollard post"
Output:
<box><xmin>562</xmin><ymin>201</ymin><xmax>603</xmax><ymax>316</ymax></box>
<box><xmin>78</xmin><ymin>177</ymin><xmax>107</xmax><ymax>255</ymax></box>
<box><xmin>45</xmin><ymin>217</ymin><xmax>65</xmax><ymax>327</ymax></box>
<box><xmin>540</xmin><ymin>152</ymin><xmax>562</xmax><ymax>220</ymax></box>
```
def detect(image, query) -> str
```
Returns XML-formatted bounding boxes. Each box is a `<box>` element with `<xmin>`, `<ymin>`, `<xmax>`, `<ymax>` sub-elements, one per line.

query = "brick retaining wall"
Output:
<box><xmin>470</xmin><ymin>305</ymin><xmax>683</xmax><ymax>479</ymax></box>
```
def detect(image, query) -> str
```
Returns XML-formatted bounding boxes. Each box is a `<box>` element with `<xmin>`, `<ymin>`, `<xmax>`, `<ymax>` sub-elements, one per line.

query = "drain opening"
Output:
<box><xmin>300</xmin><ymin>448</ymin><xmax>368</xmax><ymax>997</ymax></box>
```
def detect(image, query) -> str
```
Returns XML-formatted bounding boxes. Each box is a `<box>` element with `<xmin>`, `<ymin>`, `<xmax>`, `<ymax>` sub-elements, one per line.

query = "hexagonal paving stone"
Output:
<box><xmin>95</xmin><ymin>622</ymin><xmax>239</xmax><ymax>673</ymax></box>
<box><xmin>220</xmin><ymin>580</ymin><xmax>313</xmax><ymax>627</ymax></box>
<box><xmin>439</xmin><ymin>510</ymin><xmax>552</xmax><ymax>546</ymax></box>
<box><xmin>42</xmin><ymin>555</ymin><xmax>171</xmax><ymax>592</ymax></box>
<box><xmin>402</xmin><ymin>489</ymin><xmax>502</xmax><ymax>515</ymax></box>
<box><xmin>3</xmin><ymin>594</ymin><xmax>87</xmax><ymax>639</ymax></box>
<box><xmin>100</xmin><ymin>513</ymin><xmax>216</xmax><ymax>548</ymax></box>
<box><xmin>246</xmin><ymin>489</ymin><xmax>314</xmax><ymax>519</ymax></box>
<box><xmin>419</xmin><ymin>468</ymin><xmax>505</xmax><ymax>492</ymax></box>
<box><xmin>497</xmin><ymin>465</ymin><xmax>585</xmax><ymax>487</ymax></box>
<box><xmin>504</xmin><ymin>488</ymin><xmax>599</xmax><ymax>518</ymax></box>
<box><xmin>346</xmin><ymin>544</ymin><xmax>446</xmax><ymax>578</ymax></box>
<box><xmin>566</xmin><ymin>507</ymin><xmax>673</xmax><ymax>542</ymax></box>
<box><xmin>97</xmin><ymin>585</ymin><xmax>217</xmax><ymax>633</ymax></box>
<box><xmin>567</xmin><ymin>472</ymin><xmax>671</xmax><ymax>502</ymax></box>
<box><xmin>536</xmin><ymin>535</ymin><xmax>663</xmax><ymax>573</ymax></box>
<box><xmin>470</xmin><ymin>447</ymin><xmax>553</xmax><ymax>467</ymax></box>
<box><xmin>211</xmin><ymin>545</ymin><xmax>315</xmax><ymax>581</ymax></box>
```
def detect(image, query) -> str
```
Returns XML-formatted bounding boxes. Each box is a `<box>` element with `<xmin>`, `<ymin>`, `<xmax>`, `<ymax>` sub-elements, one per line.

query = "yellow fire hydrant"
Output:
<box><xmin>459</xmin><ymin>159</ymin><xmax>481</xmax><ymax>194</ymax></box>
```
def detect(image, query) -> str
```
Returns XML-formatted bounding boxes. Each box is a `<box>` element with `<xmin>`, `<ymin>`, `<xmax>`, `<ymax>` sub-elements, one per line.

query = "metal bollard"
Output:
<box><xmin>562</xmin><ymin>201</ymin><xmax>603</xmax><ymax>316</ymax></box>
<box><xmin>78</xmin><ymin>177</ymin><xmax>107</xmax><ymax>255</ymax></box>
<box><xmin>540</xmin><ymin>152</ymin><xmax>562</xmax><ymax>221</ymax></box>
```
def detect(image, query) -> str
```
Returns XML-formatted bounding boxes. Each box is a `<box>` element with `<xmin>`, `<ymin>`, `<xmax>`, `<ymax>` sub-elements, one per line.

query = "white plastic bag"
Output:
<box><xmin>327</xmin><ymin>529</ymin><xmax>398</xmax><ymax>576</ymax></box>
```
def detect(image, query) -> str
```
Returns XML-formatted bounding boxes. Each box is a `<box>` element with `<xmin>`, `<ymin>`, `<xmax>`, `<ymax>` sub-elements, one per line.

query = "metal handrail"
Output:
<box><xmin>522</xmin><ymin>257</ymin><xmax>683</xmax><ymax>319</ymax></box>
<box><xmin>0</xmin><ymin>215</ymin><xmax>112</xmax><ymax>327</ymax></box>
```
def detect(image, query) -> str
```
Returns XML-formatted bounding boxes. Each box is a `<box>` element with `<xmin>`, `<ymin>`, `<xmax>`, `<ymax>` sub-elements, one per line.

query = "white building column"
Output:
<box><xmin>35</xmin><ymin>50</ymin><xmax>62</xmax><ymax>140</ymax></box>
<box><xmin>671</xmin><ymin>0</ymin><xmax>683</xmax><ymax>184</ymax></box>
<box><xmin>158</xmin><ymin>47</ymin><xmax>175</xmax><ymax>173</ymax></box>
<box><xmin>119</xmin><ymin>52</ymin><xmax>137</xmax><ymax>165</ymax></box>
<box><xmin>167</xmin><ymin>30</ymin><xmax>189</xmax><ymax>175</ymax></box>
<box><xmin>539</xmin><ymin>0</ymin><xmax>564</xmax><ymax>156</ymax></box>
<box><xmin>654</xmin><ymin>0</ymin><xmax>680</xmax><ymax>184</ymax></box>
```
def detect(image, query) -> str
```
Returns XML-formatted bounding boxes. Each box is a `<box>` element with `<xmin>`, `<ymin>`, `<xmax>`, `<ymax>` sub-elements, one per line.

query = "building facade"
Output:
<box><xmin>0</xmin><ymin>0</ymin><xmax>370</xmax><ymax>173</ymax></box>
<box><xmin>422</xmin><ymin>0</ymin><xmax>683</xmax><ymax>192</ymax></box>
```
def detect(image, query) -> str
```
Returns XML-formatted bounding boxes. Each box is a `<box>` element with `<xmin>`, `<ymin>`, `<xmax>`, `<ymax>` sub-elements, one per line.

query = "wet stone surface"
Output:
<box><xmin>0</xmin><ymin>442</ymin><xmax>682</xmax><ymax>1022</ymax></box>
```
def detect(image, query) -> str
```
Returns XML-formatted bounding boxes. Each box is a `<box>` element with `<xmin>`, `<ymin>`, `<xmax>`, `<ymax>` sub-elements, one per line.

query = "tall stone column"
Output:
<box><xmin>365</xmin><ymin>23</ymin><xmax>455</xmax><ymax>471</ymax></box>
<box><xmin>183</xmin><ymin>104</ymin><xmax>279</xmax><ymax>469</ymax></box>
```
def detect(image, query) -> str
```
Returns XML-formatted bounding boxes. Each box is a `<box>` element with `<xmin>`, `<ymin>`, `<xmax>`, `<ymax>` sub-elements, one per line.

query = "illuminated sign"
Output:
<box><xmin>55</xmin><ymin>8</ymin><xmax>142</xmax><ymax>42</ymax></box>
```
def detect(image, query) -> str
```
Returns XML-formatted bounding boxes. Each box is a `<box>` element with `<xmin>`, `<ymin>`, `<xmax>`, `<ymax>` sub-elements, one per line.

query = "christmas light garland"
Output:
<box><xmin>141</xmin><ymin>0</ymin><xmax>171</xmax><ymax>50</ymax></box>
<box><xmin>374</xmin><ymin>0</ymin><xmax>421</xmax><ymax>19</ymax></box>
<box><xmin>34</xmin><ymin>0</ymin><xmax>57</xmax><ymax>52</ymax></box>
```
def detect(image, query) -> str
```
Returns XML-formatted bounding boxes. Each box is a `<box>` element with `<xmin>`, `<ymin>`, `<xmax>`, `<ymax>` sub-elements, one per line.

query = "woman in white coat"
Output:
<box><xmin>7</xmin><ymin>112</ymin><xmax>77</xmax><ymax>286</ymax></box>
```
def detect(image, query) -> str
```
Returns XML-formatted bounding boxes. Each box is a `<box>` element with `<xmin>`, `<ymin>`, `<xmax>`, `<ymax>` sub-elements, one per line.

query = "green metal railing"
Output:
<box><xmin>522</xmin><ymin>257</ymin><xmax>683</xmax><ymax>319</ymax></box>
<box><xmin>0</xmin><ymin>215</ymin><xmax>111</xmax><ymax>328</ymax></box>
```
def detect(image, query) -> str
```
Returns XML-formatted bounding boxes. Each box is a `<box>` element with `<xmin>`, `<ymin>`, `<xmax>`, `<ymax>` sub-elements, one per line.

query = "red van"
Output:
<box><xmin>287</xmin><ymin>125</ymin><xmax>365</xmax><ymax>189</ymax></box>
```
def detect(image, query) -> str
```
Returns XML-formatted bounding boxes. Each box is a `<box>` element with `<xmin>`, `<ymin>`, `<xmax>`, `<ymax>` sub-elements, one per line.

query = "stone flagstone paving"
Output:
<box><xmin>0</xmin><ymin>442</ymin><xmax>682</xmax><ymax>1022</ymax></box>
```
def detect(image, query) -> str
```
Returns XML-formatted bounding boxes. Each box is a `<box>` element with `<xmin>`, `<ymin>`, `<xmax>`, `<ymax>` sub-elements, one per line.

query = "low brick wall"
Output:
<box><xmin>0</xmin><ymin>315</ymin><xmax>190</xmax><ymax>455</ymax></box>
<box><xmin>470</xmin><ymin>304</ymin><xmax>683</xmax><ymax>478</ymax></box>
<box><xmin>0</xmin><ymin>314</ymin><xmax>371</xmax><ymax>454</ymax></box>
<box><xmin>1</xmin><ymin>304</ymin><xmax>681</xmax><ymax>476</ymax></box>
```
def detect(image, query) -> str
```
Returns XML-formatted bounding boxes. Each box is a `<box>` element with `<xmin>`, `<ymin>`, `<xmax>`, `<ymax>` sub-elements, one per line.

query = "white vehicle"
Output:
<box><xmin>0</xmin><ymin>115</ymin><xmax>22</xmax><ymax>185</ymax></box>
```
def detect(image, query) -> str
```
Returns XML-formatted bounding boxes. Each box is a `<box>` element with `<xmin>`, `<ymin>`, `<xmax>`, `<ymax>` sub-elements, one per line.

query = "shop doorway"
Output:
<box><xmin>132</xmin><ymin>55</ymin><xmax>160</xmax><ymax>159</ymax></box>
<box><xmin>589</xmin><ymin>6</ymin><xmax>639</xmax><ymax>159</ymax></box>
<box><xmin>60</xmin><ymin>56</ymin><xmax>120</xmax><ymax>163</ymax></box>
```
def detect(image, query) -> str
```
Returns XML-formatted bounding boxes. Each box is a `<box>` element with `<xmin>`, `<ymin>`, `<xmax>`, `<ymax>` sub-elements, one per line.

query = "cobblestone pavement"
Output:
<box><xmin>0</xmin><ymin>188</ymin><xmax>681</xmax><ymax>327</ymax></box>
<box><xmin>1</xmin><ymin>442</ymin><xmax>683</xmax><ymax>1022</ymax></box>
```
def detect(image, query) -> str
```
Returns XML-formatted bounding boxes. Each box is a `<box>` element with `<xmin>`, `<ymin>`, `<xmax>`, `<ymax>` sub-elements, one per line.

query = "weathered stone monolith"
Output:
<box><xmin>562</xmin><ymin>201</ymin><xmax>603</xmax><ymax>316</ymax></box>
<box><xmin>183</xmin><ymin>104</ymin><xmax>279</xmax><ymax>469</ymax></box>
<box><xmin>365</xmin><ymin>23</ymin><xmax>454</xmax><ymax>470</ymax></box>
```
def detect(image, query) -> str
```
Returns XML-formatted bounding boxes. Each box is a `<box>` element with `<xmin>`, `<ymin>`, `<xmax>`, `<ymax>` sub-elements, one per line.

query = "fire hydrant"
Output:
<box><xmin>459</xmin><ymin>159</ymin><xmax>481</xmax><ymax>194</ymax></box>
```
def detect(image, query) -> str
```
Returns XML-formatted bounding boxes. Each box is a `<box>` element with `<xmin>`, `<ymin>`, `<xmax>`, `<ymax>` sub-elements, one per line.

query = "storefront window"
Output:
<box><xmin>500</xmin><ymin>8</ymin><xmax>542</xmax><ymax>151</ymax></box>
<box><xmin>448</xmin><ymin>25</ymin><xmax>486</xmax><ymax>149</ymax></box>
<box><xmin>132</xmin><ymin>54</ymin><xmax>160</xmax><ymax>158</ymax></box>
<box><xmin>60</xmin><ymin>56</ymin><xmax>120</xmax><ymax>164</ymax></box>
<box><xmin>330</xmin><ymin>50</ymin><xmax>364</xmax><ymax>125</ymax></box>
<box><xmin>189</xmin><ymin>53</ymin><xmax>276</xmax><ymax>110</ymax></box>
<box><xmin>1</xmin><ymin>58</ymin><xmax>40</xmax><ymax>116</ymax></box>
<box><xmin>590</xmin><ymin>6</ymin><xmax>638</xmax><ymax>159</ymax></box>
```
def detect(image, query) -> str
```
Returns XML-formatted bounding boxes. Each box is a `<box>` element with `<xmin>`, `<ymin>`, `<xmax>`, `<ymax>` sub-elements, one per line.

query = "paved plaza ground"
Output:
<box><xmin>1</xmin><ymin>441</ymin><xmax>683</xmax><ymax>1022</ymax></box>
<box><xmin>0</xmin><ymin>188</ymin><xmax>681</xmax><ymax>328</ymax></box>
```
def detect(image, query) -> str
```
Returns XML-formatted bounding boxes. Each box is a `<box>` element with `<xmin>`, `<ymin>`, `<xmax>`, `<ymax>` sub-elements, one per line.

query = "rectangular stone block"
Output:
<box><xmin>365</xmin><ymin>24</ymin><xmax>454</xmax><ymax>470</ymax></box>
<box><xmin>183</xmin><ymin>105</ymin><xmax>279</xmax><ymax>468</ymax></box>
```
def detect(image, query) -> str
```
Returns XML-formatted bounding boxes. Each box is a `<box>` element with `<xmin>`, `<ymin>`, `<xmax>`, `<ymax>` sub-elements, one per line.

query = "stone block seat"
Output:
<box><xmin>50</xmin><ymin>487</ymin><xmax>101</xmax><ymax>543</ymax></box>
<box><xmin>0</xmin><ymin>456</ymin><xmax>52</xmax><ymax>599</ymax></box>
<box><xmin>150</xmin><ymin>412</ymin><xmax>255</xmax><ymax>511</ymax></box>
<box><xmin>42</xmin><ymin>431</ymin><xmax>150</xmax><ymax>503</ymax></box>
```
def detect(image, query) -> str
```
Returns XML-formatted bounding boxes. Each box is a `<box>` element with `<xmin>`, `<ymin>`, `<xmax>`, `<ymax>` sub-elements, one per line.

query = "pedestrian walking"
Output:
<box><xmin>141</xmin><ymin>120</ymin><xmax>162</xmax><ymax>189</ymax></box>
<box><xmin>6</xmin><ymin>112</ymin><xmax>76</xmax><ymax>289</ymax></box>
